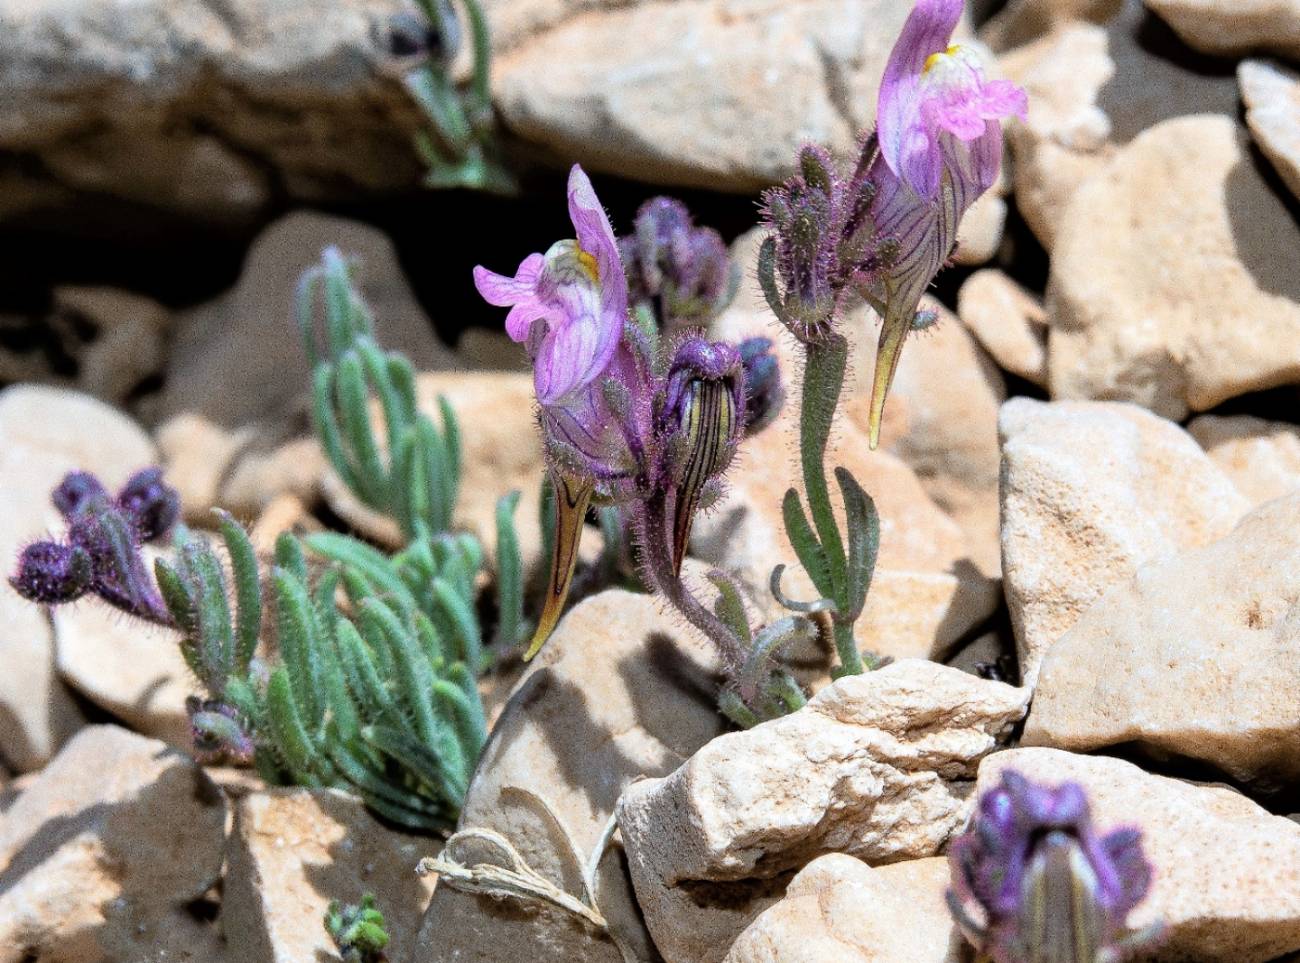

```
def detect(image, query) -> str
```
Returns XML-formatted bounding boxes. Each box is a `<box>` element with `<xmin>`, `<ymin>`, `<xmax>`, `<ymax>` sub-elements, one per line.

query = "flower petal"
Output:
<box><xmin>877</xmin><ymin>0</ymin><xmax>963</xmax><ymax>198</ymax></box>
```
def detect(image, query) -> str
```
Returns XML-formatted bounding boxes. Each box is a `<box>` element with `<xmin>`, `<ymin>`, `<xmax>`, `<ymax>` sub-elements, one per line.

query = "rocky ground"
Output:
<box><xmin>2</xmin><ymin>0</ymin><xmax>1300</xmax><ymax>961</ymax></box>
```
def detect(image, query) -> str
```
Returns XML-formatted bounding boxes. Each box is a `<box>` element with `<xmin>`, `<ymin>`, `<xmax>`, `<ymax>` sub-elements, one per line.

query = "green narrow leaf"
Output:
<box><xmin>154</xmin><ymin>557</ymin><xmax>197</xmax><ymax>637</ymax></box>
<box><xmin>334</xmin><ymin>618</ymin><xmax>397</xmax><ymax>722</ymax></box>
<box><xmin>271</xmin><ymin>569</ymin><xmax>324</xmax><ymax>728</ymax></box>
<box><xmin>415</xmin><ymin>418</ymin><xmax>450</xmax><ymax>534</ymax></box>
<box><xmin>183</xmin><ymin>538</ymin><xmax>235</xmax><ymax>681</ymax></box>
<box><xmin>437</xmin><ymin>396</ymin><xmax>462</xmax><ymax>508</ymax></box>
<box><xmin>781</xmin><ymin>489</ymin><xmax>833</xmax><ymax>599</ymax></box>
<box><xmin>336</xmin><ymin>351</ymin><xmax>388</xmax><ymax>508</ymax></box>
<box><xmin>275</xmin><ymin>533</ymin><xmax>309</xmax><ymax>584</ymax></box>
<box><xmin>357</xmin><ymin>341</ymin><xmax>410</xmax><ymax>473</ymax></box>
<box><xmin>432</xmin><ymin>576</ymin><xmax>482</xmax><ymax>672</ymax></box>
<box><xmin>835</xmin><ymin>467</ymin><xmax>879</xmax><ymax>624</ymax></box>
<box><xmin>217</xmin><ymin>511</ymin><xmax>262</xmax><ymax>675</ymax></box>
<box><xmin>492</xmin><ymin>490</ymin><xmax>524</xmax><ymax>650</ymax></box>
<box><xmin>387</xmin><ymin>354</ymin><xmax>418</xmax><ymax>427</ymax></box>
<box><xmin>265</xmin><ymin>669</ymin><xmax>323</xmax><ymax>786</ymax></box>
<box><xmin>313</xmin><ymin>364</ymin><xmax>365</xmax><ymax>499</ymax></box>
<box><xmin>705</xmin><ymin>570</ymin><xmax>752</xmax><ymax>645</ymax></box>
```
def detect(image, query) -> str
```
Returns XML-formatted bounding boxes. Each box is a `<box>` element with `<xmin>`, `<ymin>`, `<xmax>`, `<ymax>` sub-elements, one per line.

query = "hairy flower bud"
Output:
<box><xmin>117</xmin><ymin>467</ymin><xmax>180</xmax><ymax>542</ymax></box>
<box><xmin>660</xmin><ymin>337</ymin><xmax>745</xmax><ymax>573</ymax></box>
<box><xmin>52</xmin><ymin>471</ymin><xmax>108</xmax><ymax>520</ymax></box>
<box><xmin>67</xmin><ymin>498</ymin><xmax>170</xmax><ymax>623</ymax></box>
<box><xmin>621</xmin><ymin>196</ymin><xmax>737</xmax><ymax>330</ymax></box>
<box><xmin>760</xmin><ymin>175</ymin><xmax>837</xmax><ymax>340</ymax></box>
<box><xmin>187</xmin><ymin>696</ymin><xmax>256</xmax><ymax>766</ymax></box>
<box><xmin>738</xmin><ymin>336</ymin><xmax>784</xmax><ymax>435</ymax></box>
<box><xmin>10</xmin><ymin>541</ymin><xmax>92</xmax><ymax>604</ymax></box>
<box><xmin>948</xmin><ymin>770</ymin><xmax>1157</xmax><ymax>963</ymax></box>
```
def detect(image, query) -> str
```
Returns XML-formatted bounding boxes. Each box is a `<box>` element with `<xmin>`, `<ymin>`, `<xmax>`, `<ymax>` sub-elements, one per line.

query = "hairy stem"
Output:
<box><xmin>798</xmin><ymin>335</ymin><xmax>862</xmax><ymax>675</ymax></box>
<box><xmin>637</xmin><ymin>490</ymin><xmax>745</xmax><ymax>681</ymax></box>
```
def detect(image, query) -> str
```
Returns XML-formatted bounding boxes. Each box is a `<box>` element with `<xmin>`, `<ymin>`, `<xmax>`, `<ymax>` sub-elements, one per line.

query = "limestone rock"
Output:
<box><xmin>1000</xmin><ymin>2</ymin><xmax>1239</xmax><ymax>249</ymax></box>
<box><xmin>410</xmin><ymin>590</ymin><xmax>727</xmax><ymax>963</ymax></box>
<box><xmin>980</xmin><ymin>748</ymin><xmax>1300</xmax><ymax>961</ymax></box>
<box><xmin>999</xmin><ymin>397</ymin><xmax>1248</xmax><ymax>686</ymax></box>
<box><xmin>617</xmin><ymin>660</ymin><xmax>1028</xmax><ymax>963</ymax></box>
<box><xmin>724</xmin><ymin>855</ymin><xmax>961</xmax><ymax>963</ymax></box>
<box><xmin>1024</xmin><ymin>492</ymin><xmax>1300</xmax><ymax>785</ymax></box>
<box><xmin>0</xmin><ymin>0</ymin><xmax>424</xmax><ymax>220</ymax></box>
<box><xmin>1047</xmin><ymin>114</ymin><xmax>1300</xmax><ymax>418</ymax></box>
<box><xmin>494</xmin><ymin>0</ymin><xmax>927</xmax><ymax>192</ymax></box>
<box><xmin>224</xmin><ymin>788</ymin><xmax>435</xmax><ymax>962</ymax></box>
<box><xmin>957</xmin><ymin>269</ymin><xmax>1049</xmax><ymax>387</ymax></box>
<box><xmin>0</xmin><ymin>726</ymin><xmax>227</xmax><ymax>963</ymax></box>
<box><xmin>0</xmin><ymin>385</ymin><xmax>158</xmax><ymax>769</ymax></box>
<box><xmin>952</xmin><ymin>184</ymin><xmax>1007</xmax><ymax>267</ymax></box>
<box><xmin>981</xmin><ymin>0</ymin><xmax>1123</xmax><ymax>50</ymax></box>
<box><xmin>157</xmin><ymin>414</ymin><xmax>258</xmax><ymax>522</ymax></box>
<box><xmin>221</xmin><ymin>436</ymin><xmax>326</xmax><ymax>516</ymax></box>
<box><xmin>48</xmin><ymin>286</ymin><xmax>173</xmax><ymax>409</ymax></box>
<box><xmin>53</xmin><ymin>586</ymin><xmax>191</xmax><ymax>749</ymax></box>
<box><xmin>1145</xmin><ymin>0</ymin><xmax>1300</xmax><ymax>58</ymax></box>
<box><xmin>1240</xmin><ymin>59</ymin><xmax>1300</xmax><ymax>203</ymax></box>
<box><xmin>159</xmin><ymin>212</ymin><xmax>454</xmax><ymax>429</ymax></box>
<box><xmin>1190</xmin><ymin>414</ymin><xmax>1300</xmax><ymax>507</ymax></box>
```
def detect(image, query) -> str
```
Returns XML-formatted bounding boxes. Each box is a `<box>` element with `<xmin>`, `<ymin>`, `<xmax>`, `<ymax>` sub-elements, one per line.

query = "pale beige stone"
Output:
<box><xmin>1000</xmin><ymin>398</ymin><xmax>1248</xmax><ymax>686</ymax></box>
<box><xmin>957</xmin><ymin>269</ymin><xmax>1049</xmax><ymax>387</ymax></box>
<box><xmin>221</xmin><ymin>435</ymin><xmax>326</xmax><ymax>516</ymax></box>
<box><xmin>249</xmin><ymin>493</ymin><xmax>323</xmax><ymax>554</ymax></box>
<box><xmin>411</xmin><ymin>590</ymin><xmax>726</xmax><ymax>963</ymax></box>
<box><xmin>617</xmin><ymin>660</ymin><xmax>1028</xmax><ymax>963</ymax></box>
<box><xmin>980</xmin><ymin>748</ymin><xmax>1300</xmax><ymax>962</ymax></box>
<box><xmin>1001</xmin><ymin>3</ymin><xmax>1239</xmax><ymax>249</ymax></box>
<box><xmin>725</xmin><ymin>855</ymin><xmax>962</xmax><ymax>963</ymax></box>
<box><xmin>50</xmin><ymin>286</ymin><xmax>172</xmax><ymax>408</ymax></box>
<box><xmin>157</xmin><ymin>413</ymin><xmax>257</xmax><ymax>522</ymax></box>
<box><xmin>1146</xmin><ymin>0</ymin><xmax>1300</xmax><ymax>58</ymax></box>
<box><xmin>1240</xmin><ymin>59</ymin><xmax>1300</xmax><ymax>203</ymax></box>
<box><xmin>160</xmin><ymin>211</ymin><xmax>454</xmax><ymax>428</ymax></box>
<box><xmin>0</xmin><ymin>385</ymin><xmax>157</xmax><ymax>769</ymax></box>
<box><xmin>224</xmin><ymin>788</ymin><xmax>435</xmax><ymax>963</ymax></box>
<box><xmin>952</xmin><ymin>188</ymin><xmax>1007</xmax><ymax>267</ymax></box>
<box><xmin>1190</xmin><ymin>414</ymin><xmax>1300</xmax><ymax>507</ymax></box>
<box><xmin>0</xmin><ymin>726</ymin><xmax>227</xmax><ymax>963</ymax></box>
<box><xmin>1047</xmin><ymin>114</ymin><xmax>1300</xmax><ymax>417</ymax></box>
<box><xmin>53</xmin><ymin>588</ymin><xmax>191</xmax><ymax>748</ymax></box>
<box><xmin>1025</xmin><ymin>491</ymin><xmax>1300</xmax><ymax>785</ymax></box>
<box><xmin>981</xmin><ymin>0</ymin><xmax>1122</xmax><ymax>50</ymax></box>
<box><xmin>493</xmin><ymin>0</ymin><xmax>923</xmax><ymax>192</ymax></box>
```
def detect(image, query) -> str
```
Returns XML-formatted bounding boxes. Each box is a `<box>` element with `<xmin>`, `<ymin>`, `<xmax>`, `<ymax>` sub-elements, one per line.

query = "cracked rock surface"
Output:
<box><xmin>616</xmin><ymin>660</ymin><xmax>1027</xmax><ymax>963</ymax></box>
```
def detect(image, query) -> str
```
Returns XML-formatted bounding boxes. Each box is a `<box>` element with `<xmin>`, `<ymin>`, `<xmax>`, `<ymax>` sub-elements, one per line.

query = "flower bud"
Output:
<box><xmin>738</xmin><ymin>336</ymin><xmax>784</xmax><ymax>435</ymax></box>
<box><xmin>761</xmin><ymin>178</ymin><xmax>837</xmax><ymax>339</ymax></box>
<box><xmin>187</xmin><ymin>697</ymin><xmax>256</xmax><ymax>766</ymax></box>
<box><xmin>622</xmin><ymin>196</ymin><xmax>737</xmax><ymax>330</ymax></box>
<box><xmin>10</xmin><ymin>541</ymin><xmax>92</xmax><ymax>604</ymax></box>
<box><xmin>117</xmin><ymin>466</ymin><xmax>180</xmax><ymax>542</ymax></box>
<box><xmin>948</xmin><ymin>770</ymin><xmax>1157</xmax><ymax>963</ymax></box>
<box><xmin>660</xmin><ymin>337</ymin><xmax>745</xmax><ymax>572</ymax></box>
<box><xmin>52</xmin><ymin>471</ymin><xmax>108</xmax><ymax>520</ymax></box>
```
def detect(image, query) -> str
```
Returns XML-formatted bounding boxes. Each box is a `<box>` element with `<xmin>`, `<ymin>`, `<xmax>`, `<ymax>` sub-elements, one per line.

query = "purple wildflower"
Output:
<box><xmin>738</xmin><ymin>336</ymin><xmax>784</xmax><ymax>435</ymax></box>
<box><xmin>948</xmin><ymin>770</ymin><xmax>1158</xmax><ymax>963</ymax></box>
<box><xmin>474</xmin><ymin>165</ymin><xmax>651</xmax><ymax>496</ymax></box>
<box><xmin>117</xmin><ymin>467</ymin><xmax>181</xmax><ymax>542</ymax></box>
<box><xmin>861</xmin><ymin>0</ymin><xmax>1025</xmax><ymax>446</ymax></box>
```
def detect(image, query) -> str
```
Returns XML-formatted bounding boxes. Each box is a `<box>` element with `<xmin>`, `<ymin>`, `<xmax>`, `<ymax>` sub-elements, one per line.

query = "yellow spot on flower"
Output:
<box><xmin>576</xmin><ymin>248</ymin><xmax>599</xmax><ymax>281</ymax></box>
<box><xmin>924</xmin><ymin>44</ymin><xmax>963</xmax><ymax>73</ymax></box>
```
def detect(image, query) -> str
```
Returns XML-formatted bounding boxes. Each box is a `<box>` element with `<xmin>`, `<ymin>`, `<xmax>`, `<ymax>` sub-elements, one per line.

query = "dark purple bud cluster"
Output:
<box><xmin>10</xmin><ymin>467</ymin><xmax>179</xmax><ymax>624</ymax></box>
<box><xmin>760</xmin><ymin>140</ymin><xmax>892</xmax><ymax>343</ymax></box>
<box><xmin>621</xmin><ymin>196</ymin><xmax>738</xmax><ymax>331</ymax></box>
<box><xmin>948</xmin><ymin>770</ymin><xmax>1158</xmax><ymax>963</ymax></box>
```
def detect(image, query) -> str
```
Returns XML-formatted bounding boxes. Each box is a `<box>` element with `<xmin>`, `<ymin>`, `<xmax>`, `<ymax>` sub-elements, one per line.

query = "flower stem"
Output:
<box><xmin>799</xmin><ymin>334</ymin><xmax>863</xmax><ymax>675</ymax></box>
<box><xmin>636</xmin><ymin>490</ymin><xmax>745</xmax><ymax>679</ymax></box>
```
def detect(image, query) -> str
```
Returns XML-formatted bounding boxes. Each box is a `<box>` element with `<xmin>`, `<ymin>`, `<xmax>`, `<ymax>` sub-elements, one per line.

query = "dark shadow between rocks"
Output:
<box><xmin>1225</xmin><ymin>149</ymin><xmax>1300</xmax><ymax>303</ymax></box>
